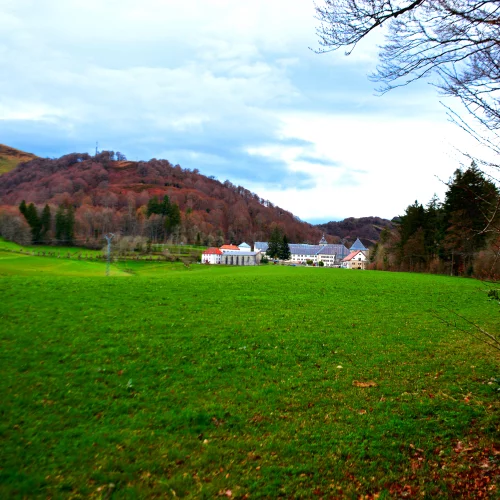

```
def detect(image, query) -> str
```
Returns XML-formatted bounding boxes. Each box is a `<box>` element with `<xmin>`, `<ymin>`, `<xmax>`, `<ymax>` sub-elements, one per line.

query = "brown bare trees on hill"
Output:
<box><xmin>0</xmin><ymin>152</ymin><xmax>324</xmax><ymax>247</ymax></box>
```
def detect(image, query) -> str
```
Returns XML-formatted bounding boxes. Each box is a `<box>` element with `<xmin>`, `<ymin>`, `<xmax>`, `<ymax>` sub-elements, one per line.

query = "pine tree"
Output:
<box><xmin>55</xmin><ymin>205</ymin><xmax>66</xmax><ymax>241</ymax></box>
<box><xmin>146</xmin><ymin>196</ymin><xmax>161</xmax><ymax>217</ymax></box>
<box><xmin>55</xmin><ymin>204</ymin><xmax>75</xmax><ymax>244</ymax></box>
<box><xmin>66</xmin><ymin>205</ymin><xmax>75</xmax><ymax>245</ymax></box>
<box><xmin>423</xmin><ymin>195</ymin><xmax>445</xmax><ymax>257</ymax></box>
<box><xmin>278</xmin><ymin>234</ymin><xmax>291</xmax><ymax>260</ymax></box>
<box><xmin>443</xmin><ymin>164</ymin><xmax>499</xmax><ymax>272</ymax></box>
<box><xmin>160</xmin><ymin>195</ymin><xmax>171</xmax><ymax>216</ymax></box>
<box><xmin>266</xmin><ymin>227</ymin><xmax>282</xmax><ymax>259</ymax></box>
<box><xmin>167</xmin><ymin>203</ymin><xmax>181</xmax><ymax>232</ymax></box>
<box><xmin>25</xmin><ymin>203</ymin><xmax>41</xmax><ymax>243</ymax></box>
<box><xmin>19</xmin><ymin>200</ymin><xmax>27</xmax><ymax>216</ymax></box>
<box><xmin>40</xmin><ymin>204</ymin><xmax>51</xmax><ymax>241</ymax></box>
<box><xmin>398</xmin><ymin>201</ymin><xmax>425</xmax><ymax>249</ymax></box>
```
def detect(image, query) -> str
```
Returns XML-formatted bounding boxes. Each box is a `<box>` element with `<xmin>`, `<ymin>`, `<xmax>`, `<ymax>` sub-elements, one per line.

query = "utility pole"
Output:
<box><xmin>104</xmin><ymin>233</ymin><xmax>114</xmax><ymax>276</ymax></box>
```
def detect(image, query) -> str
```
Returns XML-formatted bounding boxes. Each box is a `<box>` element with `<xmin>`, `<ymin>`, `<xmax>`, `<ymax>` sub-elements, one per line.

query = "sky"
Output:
<box><xmin>0</xmin><ymin>0</ymin><xmax>484</xmax><ymax>223</ymax></box>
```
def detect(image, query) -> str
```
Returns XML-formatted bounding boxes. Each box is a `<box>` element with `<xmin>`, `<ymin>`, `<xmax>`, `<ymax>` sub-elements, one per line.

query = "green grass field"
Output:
<box><xmin>1</xmin><ymin>253</ymin><xmax>499</xmax><ymax>498</ymax></box>
<box><xmin>0</xmin><ymin>239</ymin><xmax>105</xmax><ymax>258</ymax></box>
<box><xmin>0</xmin><ymin>238</ymin><xmax>205</xmax><ymax>265</ymax></box>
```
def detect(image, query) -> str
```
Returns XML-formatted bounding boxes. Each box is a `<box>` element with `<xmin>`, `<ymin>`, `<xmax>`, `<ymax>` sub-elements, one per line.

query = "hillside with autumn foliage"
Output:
<box><xmin>0</xmin><ymin>144</ymin><xmax>38</xmax><ymax>175</ymax></box>
<box><xmin>0</xmin><ymin>150</ymin><xmax>329</xmax><ymax>247</ymax></box>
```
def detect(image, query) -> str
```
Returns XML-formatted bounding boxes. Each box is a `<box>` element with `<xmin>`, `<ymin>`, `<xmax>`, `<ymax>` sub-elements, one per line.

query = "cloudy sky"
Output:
<box><xmin>0</xmin><ymin>0</ymin><xmax>482</xmax><ymax>222</ymax></box>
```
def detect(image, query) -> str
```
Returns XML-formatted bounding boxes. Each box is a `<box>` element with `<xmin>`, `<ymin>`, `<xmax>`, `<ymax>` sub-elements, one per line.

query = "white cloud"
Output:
<box><xmin>0</xmin><ymin>0</ymin><xmax>486</xmax><ymax>222</ymax></box>
<box><xmin>248</xmin><ymin>112</ymin><xmax>481</xmax><ymax>220</ymax></box>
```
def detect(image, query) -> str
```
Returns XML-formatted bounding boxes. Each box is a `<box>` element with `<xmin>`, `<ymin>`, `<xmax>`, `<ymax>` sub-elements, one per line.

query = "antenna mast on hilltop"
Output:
<box><xmin>95</xmin><ymin>142</ymin><xmax>99</xmax><ymax>156</ymax></box>
<box><xmin>104</xmin><ymin>233</ymin><xmax>115</xmax><ymax>276</ymax></box>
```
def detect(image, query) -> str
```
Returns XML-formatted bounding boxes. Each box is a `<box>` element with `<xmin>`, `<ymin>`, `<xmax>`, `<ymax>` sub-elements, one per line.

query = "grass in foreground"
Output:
<box><xmin>1</xmin><ymin>263</ymin><xmax>499</xmax><ymax>498</ymax></box>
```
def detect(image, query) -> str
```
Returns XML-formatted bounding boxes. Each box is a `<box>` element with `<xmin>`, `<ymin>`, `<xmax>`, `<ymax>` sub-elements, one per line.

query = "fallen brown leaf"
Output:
<box><xmin>353</xmin><ymin>380</ymin><xmax>377</xmax><ymax>388</ymax></box>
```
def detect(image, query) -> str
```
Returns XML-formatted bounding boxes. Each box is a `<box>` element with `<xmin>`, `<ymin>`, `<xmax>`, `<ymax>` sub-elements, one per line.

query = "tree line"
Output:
<box><xmin>370</xmin><ymin>164</ymin><xmax>500</xmax><ymax>279</ymax></box>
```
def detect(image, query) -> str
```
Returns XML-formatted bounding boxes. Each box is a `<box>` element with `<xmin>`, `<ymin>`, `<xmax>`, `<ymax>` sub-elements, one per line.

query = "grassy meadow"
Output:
<box><xmin>1</xmin><ymin>252</ymin><xmax>499</xmax><ymax>498</ymax></box>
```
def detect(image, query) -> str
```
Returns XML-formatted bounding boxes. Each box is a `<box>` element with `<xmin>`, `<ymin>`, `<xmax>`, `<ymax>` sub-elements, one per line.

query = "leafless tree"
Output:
<box><xmin>315</xmin><ymin>1</ymin><xmax>500</xmax><ymax>134</ymax></box>
<box><xmin>315</xmin><ymin>2</ymin><xmax>500</xmax><ymax>351</ymax></box>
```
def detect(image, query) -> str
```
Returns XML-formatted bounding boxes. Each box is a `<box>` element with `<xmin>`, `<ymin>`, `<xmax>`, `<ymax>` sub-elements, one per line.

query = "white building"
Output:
<box><xmin>221</xmin><ymin>250</ymin><xmax>260</xmax><ymax>266</ymax></box>
<box><xmin>202</xmin><ymin>247</ymin><xmax>223</xmax><ymax>264</ymax></box>
<box><xmin>220</xmin><ymin>244</ymin><xmax>240</xmax><ymax>253</ymax></box>
<box><xmin>253</xmin><ymin>238</ymin><xmax>350</xmax><ymax>266</ymax></box>
<box><xmin>342</xmin><ymin>250</ymin><xmax>369</xmax><ymax>269</ymax></box>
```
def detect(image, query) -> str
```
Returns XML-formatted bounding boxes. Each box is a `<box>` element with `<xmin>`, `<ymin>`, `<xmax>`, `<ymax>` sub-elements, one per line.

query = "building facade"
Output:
<box><xmin>220</xmin><ymin>245</ymin><xmax>240</xmax><ymax>253</ymax></box>
<box><xmin>253</xmin><ymin>239</ymin><xmax>350</xmax><ymax>266</ymax></box>
<box><xmin>202</xmin><ymin>247</ymin><xmax>223</xmax><ymax>264</ymax></box>
<box><xmin>342</xmin><ymin>250</ymin><xmax>368</xmax><ymax>269</ymax></box>
<box><xmin>220</xmin><ymin>250</ymin><xmax>260</xmax><ymax>266</ymax></box>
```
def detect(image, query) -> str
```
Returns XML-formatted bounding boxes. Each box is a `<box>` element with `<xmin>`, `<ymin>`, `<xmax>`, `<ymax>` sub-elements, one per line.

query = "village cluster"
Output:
<box><xmin>202</xmin><ymin>236</ymin><xmax>369</xmax><ymax>269</ymax></box>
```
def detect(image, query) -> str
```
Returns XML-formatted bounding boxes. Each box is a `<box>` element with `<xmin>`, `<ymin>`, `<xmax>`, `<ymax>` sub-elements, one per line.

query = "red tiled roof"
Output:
<box><xmin>342</xmin><ymin>250</ymin><xmax>362</xmax><ymax>262</ymax></box>
<box><xmin>220</xmin><ymin>245</ymin><xmax>240</xmax><ymax>250</ymax></box>
<box><xmin>203</xmin><ymin>247</ymin><xmax>223</xmax><ymax>255</ymax></box>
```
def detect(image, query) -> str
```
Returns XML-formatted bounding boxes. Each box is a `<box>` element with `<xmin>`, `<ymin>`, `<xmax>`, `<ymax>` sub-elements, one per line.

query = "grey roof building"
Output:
<box><xmin>254</xmin><ymin>238</ymin><xmax>350</xmax><ymax>264</ymax></box>
<box><xmin>221</xmin><ymin>250</ymin><xmax>259</xmax><ymax>266</ymax></box>
<box><xmin>254</xmin><ymin>242</ymin><xmax>269</xmax><ymax>252</ymax></box>
<box><xmin>350</xmin><ymin>238</ymin><xmax>368</xmax><ymax>252</ymax></box>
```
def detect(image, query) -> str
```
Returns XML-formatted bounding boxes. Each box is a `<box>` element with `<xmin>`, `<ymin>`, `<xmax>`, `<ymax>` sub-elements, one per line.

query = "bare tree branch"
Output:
<box><xmin>432</xmin><ymin>305</ymin><xmax>500</xmax><ymax>352</ymax></box>
<box><xmin>315</xmin><ymin>0</ymin><xmax>500</xmax><ymax>133</ymax></box>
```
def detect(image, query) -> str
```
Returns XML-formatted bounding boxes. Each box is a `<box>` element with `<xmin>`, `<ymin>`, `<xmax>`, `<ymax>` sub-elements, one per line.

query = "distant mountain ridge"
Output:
<box><xmin>316</xmin><ymin>216</ymin><xmax>394</xmax><ymax>247</ymax></box>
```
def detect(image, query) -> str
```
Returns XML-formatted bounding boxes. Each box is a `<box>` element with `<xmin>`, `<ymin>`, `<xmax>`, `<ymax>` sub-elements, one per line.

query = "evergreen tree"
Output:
<box><xmin>166</xmin><ymin>203</ymin><xmax>181</xmax><ymax>233</ymax></box>
<box><xmin>423</xmin><ymin>195</ymin><xmax>445</xmax><ymax>257</ymax></box>
<box><xmin>40</xmin><ymin>204</ymin><xmax>51</xmax><ymax>241</ymax></box>
<box><xmin>55</xmin><ymin>205</ymin><xmax>66</xmax><ymax>241</ymax></box>
<box><xmin>25</xmin><ymin>203</ymin><xmax>42</xmax><ymax>243</ymax></box>
<box><xmin>146</xmin><ymin>195</ymin><xmax>181</xmax><ymax>239</ymax></box>
<box><xmin>398</xmin><ymin>201</ymin><xmax>425</xmax><ymax>248</ymax></box>
<box><xmin>278</xmin><ymin>234</ymin><xmax>291</xmax><ymax>260</ymax></box>
<box><xmin>160</xmin><ymin>195</ymin><xmax>171</xmax><ymax>216</ymax></box>
<box><xmin>19</xmin><ymin>200</ymin><xmax>27</xmax><ymax>216</ymax></box>
<box><xmin>66</xmin><ymin>205</ymin><xmax>75</xmax><ymax>245</ymax></box>
<box><xmin>146</xmin><ymin>196</ymin><xmax>161</xmax><ymax>217</ymax></box>
<box><xmin>266</xmin><ymin>227</ymin><xmax>282</xmax><ymax>259</ymax></box>
<box><xmin>55</xmin><ymin>204</ymin><xmax>75</xmax><ymax>244</ymax></box>
<box><xmin>443</xmin><ymin>164</ymin><xmax>499</xmax><ymax>272</ymax></box>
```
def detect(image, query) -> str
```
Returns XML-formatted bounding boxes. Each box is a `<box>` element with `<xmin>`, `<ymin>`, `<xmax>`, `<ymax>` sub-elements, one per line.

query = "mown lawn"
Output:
<box><xmin>1</xmin><ymin>259</ymin><xmax>499</xmax><ymax>498</ymax></box>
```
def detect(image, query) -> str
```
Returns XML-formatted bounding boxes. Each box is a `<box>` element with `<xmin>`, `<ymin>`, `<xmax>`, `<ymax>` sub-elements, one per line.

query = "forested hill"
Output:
<box><xmin>0</xmin><ymin>149</ymin><xmax>326</xmax><ymax>245</ymax></box>
<box><xmin>316</xmin><ymin>216</ymin><xmax>394</xmax><ymax>247</ymax></box>
<box><xmin>0</xmin><ymin>144</ymin><xmax>38</xmax><ymax>175</ymax></box>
